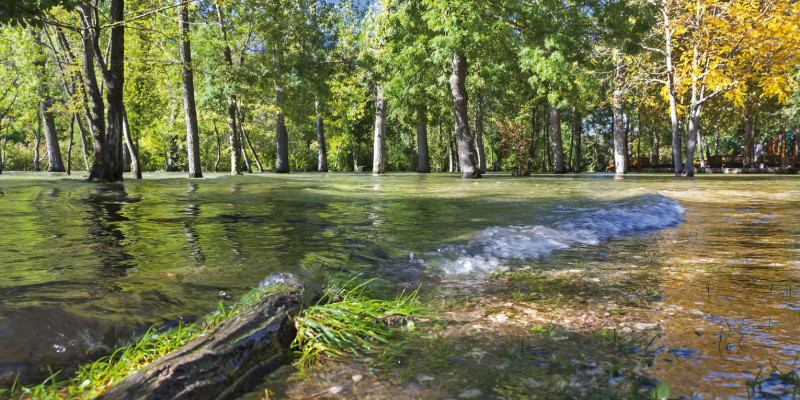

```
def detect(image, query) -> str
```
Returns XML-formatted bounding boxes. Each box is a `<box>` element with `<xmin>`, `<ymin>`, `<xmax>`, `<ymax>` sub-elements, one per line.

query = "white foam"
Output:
<box><xmin>434</xmin><ymin>194</ymin><xmax>685</xmax><ymax>275</ymax></box>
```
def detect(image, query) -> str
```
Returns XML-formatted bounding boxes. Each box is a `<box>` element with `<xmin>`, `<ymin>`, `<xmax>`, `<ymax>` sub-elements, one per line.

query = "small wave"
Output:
<box><xmin>433</xmin><ymin>194</ymin><xmax>685</xmax><ymax>275</ymax></box>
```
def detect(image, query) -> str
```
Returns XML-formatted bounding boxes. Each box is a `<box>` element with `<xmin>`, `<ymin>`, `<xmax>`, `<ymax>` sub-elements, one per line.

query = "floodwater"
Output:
<box><xmin>0</xmin><ymin>171</ymin><xmax>798</xmax><ymax>397</ymax></box>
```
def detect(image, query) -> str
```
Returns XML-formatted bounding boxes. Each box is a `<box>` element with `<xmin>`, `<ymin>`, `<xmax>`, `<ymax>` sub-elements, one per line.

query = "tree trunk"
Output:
<box><xmin>217</xmin><ymin>5</ymin><xmax>241</xmax><ymax>175</ymax></box>
<box><xmin>474</xmin><ymin>94</ymin><xmax>486</xmax><ymax>173</ymax></box>
<box><xmin>573</xmin><ymin>111</ymin><xmax>582</xmax><ymax>173</ymax></box>
<box><xmin>33</xmin><ymin>108</ymin><xmax>42</xmax><ymax>171</ymax></box>
<box><xmin>416</xmin><ymin>104</ymin><xmax>430</xmax><ymax>173</ymax></box>
<box><xmin>448</xmin><ymin>53</ymin><xmax>480</xmax><ymax>179</ymax></box>
<box><xmin>447</xmin><ymin>121</ymin><xmax>454</xmax><ymax>173</ymax></box>
<box><xmin>372</xmin><ymin>85</ymin><xmax>386</xmax><ymax>175</ymax></box>
<box><xmin>316</xmin><ymin>100</ymin><xmax>328</xmax><ymax>172</ymax></box>
<box><xmin>39</xmin><ymin>87</ymin><xmax>64</xmax><ymax>173</ymax></box>
<box><xmin>179</xmin><ymin>1</ymin><xmax>202</xmax><ymax>178</ymax></box>
<box><xmin>213</xmin><ymin>120</ymin><xmax>221</xmax><ymax>172</ymax></box>
<box><xmin>661</xmin><ymin>9</ymin><xmax>682</xmax><ymax>175</ymax></box>
<box><xmin>549</xmin><ymin>104</ymin><xmax>565</xmax><ymax>173</ymax></box>
<box><xmin>698</xmin><ymin>131</ymin><xmax>706</xmax><ymax>169</ymax></box>
<box><xmin>743</xmin><ymin>108</ymin><xmax>754</xmax><ymax>167</ymax></box>
<box><xmin>613</xmin><ymin>63</ymin><xmax>627</xmax><ymax>175</ymax></box>
<box><xmin>96</xmin><ymin>278</ymin><xmax>320</xmax><ymax>400</ymax></box>
<box><xmin>98</xmin><ymin>0</ymin><xmax>126</xmax><ymax>182</ymax></box>
<box><xmin>67</xmin><ymin>115</ymin><xmax>74</xmax><ymax>175</ymax></box>
<box><xmin>651</xmin><ymin>127</ymin><xmax>660</xmax><ymax>165</ymax></box>
<box><xmin>237</xmin><ymin>106</ymin><xmax>264</xmax><ymax>172</ymax></box>
<box><xmin>240</xmin><ymin>128</ymin><xmax>253</xmax><ymax>173</ymax></box>
<box><xmin>275</xmin><ymin>85</ymin><xmax>289</xmax><ymax>173</ymax></box>
<box><xmin>78</xmin><ymin>7</ymin><xmax>106</xmax><ymax>180</ymax></box>
<box><xmin>0</xmin><ymin>118</ymin><xmax>7</xmax><ymax>174</ymax></box>
<box><xmin>122</xmin><ymin>107</ymin><xmax>142</xmax><ymax>179</ymax></box>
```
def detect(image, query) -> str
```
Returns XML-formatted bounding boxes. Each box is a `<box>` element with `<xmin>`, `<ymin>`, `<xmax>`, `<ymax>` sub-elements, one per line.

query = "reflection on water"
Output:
<box><xmin>0</xmin><ymin>173</ymin><xmax>798</xmax><ymax>397</ymax></box>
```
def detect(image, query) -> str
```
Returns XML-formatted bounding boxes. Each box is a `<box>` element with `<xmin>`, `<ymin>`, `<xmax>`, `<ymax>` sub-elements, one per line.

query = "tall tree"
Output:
<box><xmin>179</xmin><ymin>0</ymin><xmax>202</xmax><ymax>178</ymax></box>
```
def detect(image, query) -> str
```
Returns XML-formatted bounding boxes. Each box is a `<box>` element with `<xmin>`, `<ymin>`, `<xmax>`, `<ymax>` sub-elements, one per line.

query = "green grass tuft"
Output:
<box><xmin>292</xmin><ymin>276</ymin><xmax>427</xmax><ymax>369</ymax></box>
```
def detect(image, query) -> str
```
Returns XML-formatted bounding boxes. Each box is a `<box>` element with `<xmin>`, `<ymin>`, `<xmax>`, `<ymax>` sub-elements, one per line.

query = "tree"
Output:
<box><xmin>179</xmin><ymin>1</ymin><xmax>201</xmax><ymax>178</ymax></box>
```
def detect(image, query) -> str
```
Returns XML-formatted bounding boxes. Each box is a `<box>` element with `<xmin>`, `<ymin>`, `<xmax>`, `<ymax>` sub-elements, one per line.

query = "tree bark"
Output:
<box><xmin>474</xmin><ymin>94</ymin><xmax>486</xmax><ymax>173</ymax></box>
<box><xmin>99</xmin><ymin>0</ymin><xmax>126</xmax><ymax>182</ymax></box>
<box><xmin>275</xmin><ymin>85</ymin><xmax>289</xmax><ymax>173</ymax></box>
<box><xmin>237</xmin><ymin>106</ymin><xmax>264</xmax><ymax>172</ymax></box>
<box><xmin>240</xmin><ymin>128</ymin><xmax>253</xmax><ymax>173</ymax></box>
<box><xmin>34</xmin><ymin>109</ymin><xmax>41</xmax><ymax>171</ymax></box>
<box><xmin>122</xmin><ymin>107</ymin><xmax>142</xmax><ymax>179</ymax></box>
<box><xmin>216</xmin><ymin>5</ymin><xmax>241</xmax><ymax>175</ymax></box>
<box><xmin>448</xmin><ymin>53</ymin><xmax>480</xmax><ymax>179</ymax></box>
<box><xmin>372</xmin><ymin>85</ymin><xmax>386</xmax><ymax>175</ymax></box>
<box><xmin>213</xmin><ymin>120</ymin><xmax>221</xmax><ymax>172</ymax></box>
<box><xmin>78</xmin><ymin>5</ymin><xmax>107</xmax><ymax>180</ymax></box>
<box><xmin>67</xmin><ymin>115</ymin><xmax>74</xmax><ymax>175</ymax></box>
<box><xmin>662</xmin><ymin>10</ymin><xmax>682</xmax><ymax>175</ymax></box>
<box><xmin>316</xmin><ymin>100</ymin><xmax>328</xmax><ymax>172</ymax></box>
<box><xmin>40</xmin><ymin>98</ymin><xmax>65</xmax><ymax>172</ymax></box>
<box><xmin>573</xmin><ymin>111</ymin><xmax>582</xmax><ymax>173</ymax></box>
<box><xmin>743</xmin><ymin>108</ymin><xmax>754</xmax><ymax>167</ymax></box>
<box><xmin>613</xmin><ymin>63</ymin><xmax>627</xmax><ymax>175</ymax></box>
<box><xmin>0</xmin><ymin>119</ymin><xmax>7</xmax><ymax>174</ymax></box>
<box><xmin>96</xmin><ymin>277</ymin><xmax>320</xmax><ymax>400</ymax></box>
<box><xmin>549</xmin><ymin>104</ymin><xmax>566</xmax><ymax>173</ymax></box>
<box><xmin>179</xmin><ymin>1</ymin><xmax>202</xmax><ymax>178</ymax></box>
<box><xmin>416</xmin><ymin>104</ymin><xmax>430</xmax><ymax>173</ymax></box>
<box><xmin>651</xmin><ymin>127</ymin><xmax>660</xmax><ymax>165</ymax></box>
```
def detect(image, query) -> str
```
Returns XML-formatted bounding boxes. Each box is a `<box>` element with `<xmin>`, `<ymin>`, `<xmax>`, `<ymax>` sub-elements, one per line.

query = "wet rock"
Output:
<box><xmin>418</xmin><ymin>375</ymin><xmax>434</xmax><ymax>382</ymax></box>
<box><xmin>458</xmin><ymin>389</ymin><xmax>482</xmax><ymax>398</ymax></box>
<box><xmin>352</xmin><ymin>374</ymin><xmax>363</xmax><ymax>383</ymax></box>
<box><xmin>329</xmin><ymin>385</ymin><xmax>345</xmax><ymax>395</ymax></box>
<box><xmin>97</xmin><ymin>275</ymin><xmax>320</xmax><ymax>400</ymax></box>
<box><xmin>633</xmin><ymin>322</ymin><xmax>657</xmax><ymax>330</ymax></box>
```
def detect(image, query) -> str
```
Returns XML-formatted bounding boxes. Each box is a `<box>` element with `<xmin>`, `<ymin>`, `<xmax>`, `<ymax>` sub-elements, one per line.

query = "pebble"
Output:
<box><xmin>458</xmin><ymin>389</ymin><xmax>482</xmax><ymax>398</ymax></box>
<box><xmin>633</xmin><ymin>322</ymin><xmax>657</xmax><ymax>330</ymax></box>
<box><xmin>329</xmin><ymin>386</ymin><xmax>344</xmax><ymax>395</ymax></box>
<box><xmin>418</xmin><ymin>375</ymin><xmax>434</xmax><ymax>382</ymax></box>
<box><xmin>352</xmin><ymin>375</ymin><xmax>363</xmax><ymax>383</ymax></box>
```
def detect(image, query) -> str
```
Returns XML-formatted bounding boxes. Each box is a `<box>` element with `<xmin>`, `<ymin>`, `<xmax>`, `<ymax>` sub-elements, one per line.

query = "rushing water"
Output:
<box><xmin>0</xmin><ymin>171</ymin><xmax>798</xmax><ymax>397</ymax></box>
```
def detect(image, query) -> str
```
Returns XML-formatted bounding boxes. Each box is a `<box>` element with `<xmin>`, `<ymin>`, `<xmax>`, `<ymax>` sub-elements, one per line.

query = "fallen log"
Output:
<box><xmin>97</xmin><ymin>275</ymin><xmax>320</xmax><ymax>400</ymax></box>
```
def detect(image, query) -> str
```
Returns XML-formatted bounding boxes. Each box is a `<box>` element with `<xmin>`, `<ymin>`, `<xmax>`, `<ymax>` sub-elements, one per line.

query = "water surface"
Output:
<box><xmin>1</xmin><ymin>172</ymin><xmax>799</xmax><ymax>397</ymax></box>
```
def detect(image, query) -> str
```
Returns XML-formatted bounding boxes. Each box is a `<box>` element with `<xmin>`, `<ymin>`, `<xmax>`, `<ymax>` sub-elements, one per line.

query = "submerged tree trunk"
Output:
<box><xmin>448</xmin><ymin>53</ymin><xmax>480</xmax><ymax>179</ymax></box>
<box><xmin>549</xmin><ymin>104</ymin><xmax>566</xmax><ymax>173</ymax></box>
<box><xmin>316</xmin><ymin>100</ymin><xmax>328</xmax><ymax>172</ymax></box>
<box><xmin>179</xmin><ymin>1</ymin><xmax>202</xmax><ymax>178</ymax></box>
<box><xmin>474</xmin><ymin>94</ymin><xmax>486</xmax><ymax>173</ymax></box>
<box><xmin>372</xmin><ymin>85</ymin><xmax>386</xmax><ymax>175</ymax></box>
<box><xmin>613</xmin><ymin>63</ymin><xmax>627</xmax><ymax>175</ymax></box>
<box><xmin>100</xmin><ymin>0</ymin><xmax>125</xmax><ymax>182</ymax></box>
<box><xmin>122</xmin><ymin>107</ymin><xmax>141</xmax><ymax>179</ymax></box>
<box><xmin>573</xmin><ymin>111</ymin><xmax>582</xmax><ymax>173</ymax></box>
<box><xmin>275</xmin><ymin>85</ymin><xmax>289</xmax><ymax>173</ymax></box>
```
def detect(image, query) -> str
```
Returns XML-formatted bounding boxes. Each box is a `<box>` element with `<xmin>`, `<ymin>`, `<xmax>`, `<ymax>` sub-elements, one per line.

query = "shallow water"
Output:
<box><xmin>0</xmin><ymin>171</ymin><xmax>798</xmax><ymax>397</ymax></box>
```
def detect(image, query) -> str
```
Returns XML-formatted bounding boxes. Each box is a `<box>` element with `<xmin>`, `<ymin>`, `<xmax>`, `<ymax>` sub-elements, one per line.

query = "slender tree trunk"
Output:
<box><xmin>549</xmin><ymin>104</ymin><xmax>566</xmax><ymax>173</ymax></box>
<box><xmin>613</xmin><ymin>63</ymin><xmax>627</xmax><ymax>175</ymax></box>
<box><xmin>416</xmin><ymin>104</ymin><xmax>430</xmax><ymax>173</ymax></box>
<box><xmin>573</xmin><ymin>111</ymin><xmax>582</xmax><ymax>173</ymax></box>
<box><xmin>474</xmin><ymin>94</ymin><xmax>486</xmax><ymax>173</ymax></box>
<box><xmin>236</xmin><ymin>106</ymin><xmax>263</xmax><ymax>172</ymax></box>
<box><xmin>447</xmin><ymin>121</ymin><xmax>454</xmax><ymax>173</ymax></box>
<box><xmin>743</xmin><ymin>108</ymin><xmax>755</xmax><ymax>167</ymax></box>
<box><xmin>416</xmin><ymin>123</ymin><xmax>430</xmax><ymax>173</ymax></box>
<box><xmin>316</xmin><ymin>100</ymin><xmax>328</xmax><ymax>172</ymax></box>
<box><xmin>698</xmin><ymin>131</ymin><xmax>706</xmax><ymax>169</ymax></box>
<box><xmin>239</xmin><ymin>127</ymin><xmax>253</xmax><ymax>173</ymax></box>
<box><xmin>661</xmin><ymin>9</ymin><xmax>682</xmax><ymax>175</ymax></box>
<box><xmin>651</xmin><ymin>127</ymin><xmax>660</xmax><ymax>165</ymax></box>
<box><xmin>529</xmin><ymin>105</ymin><xmax>537</xmax><ymax>173</ymax></box>
<box><xmin>67</xmin><ymin>115</ymin><xmax>74</xmax><ymax>175</ymax></box>
<box><xmin>216</xmin><ymin>5</ymin><xmax>241</xmax><ymax>175</ymax></box>
<box><xmin>448</xmin><ymin>53</ymin><xmax>480</xmax><ymax>178</ymax></box>
<box><xmin>179</xmin><ymin>1</ymin><xmax>202</xmax><ymax>178</ymax></box>
<box><xmin>74</xmin><ymin>115</ymin><xmax>91</xmax><ymax>171</ymax></box>
<box><xmin>372</xmin><ymin>85</ymin><xmax>386</xmax><ymax>175</ymax></box>
<box><xmin>0</xmin><ymin>118</ymin><xmax>8</xmax><ymax>174</ymax></box>
<box><xmin>275</xmin><ymin>85</ymin><xmax>289</xmax><ymax>173</ymax></box>
<box><xmin>213</xmin><ymin>120</ymin><xmax>221</xmax><ymax>172</ymax></box>
<box><xmin>714</xmin><ymin>129</ymin><xmax>719</xmax><ymax>156</ymax></box>
<box><xmin>34</xmin><ymin>109</ymin><xmax>41</xmax><ymax>171</ymax></box>
<box><xmin>78</xmin><ymin>6</ymin><xmax>106</xmax><ymax>180</ymax></box>
<box><xmin>333</xmin><ymin>144</ymin><xmax>340</xmax><ymax>171</ymax></box>
<box><xmin>122</xmin><ymin>107</ymin><xmax>142</xmax><ymax>179</ymax></box>
<box><xmin>40</xmin><ymin>99</ymin><xmax>65</xmax><ymax>172</ymax></box>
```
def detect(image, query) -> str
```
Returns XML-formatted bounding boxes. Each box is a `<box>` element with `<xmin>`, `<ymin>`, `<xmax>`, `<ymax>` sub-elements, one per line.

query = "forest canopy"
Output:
<box><xmin>0</xmin><ymin>0</ymin><xmax>798</xmax><ymax>180</ymax></box>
